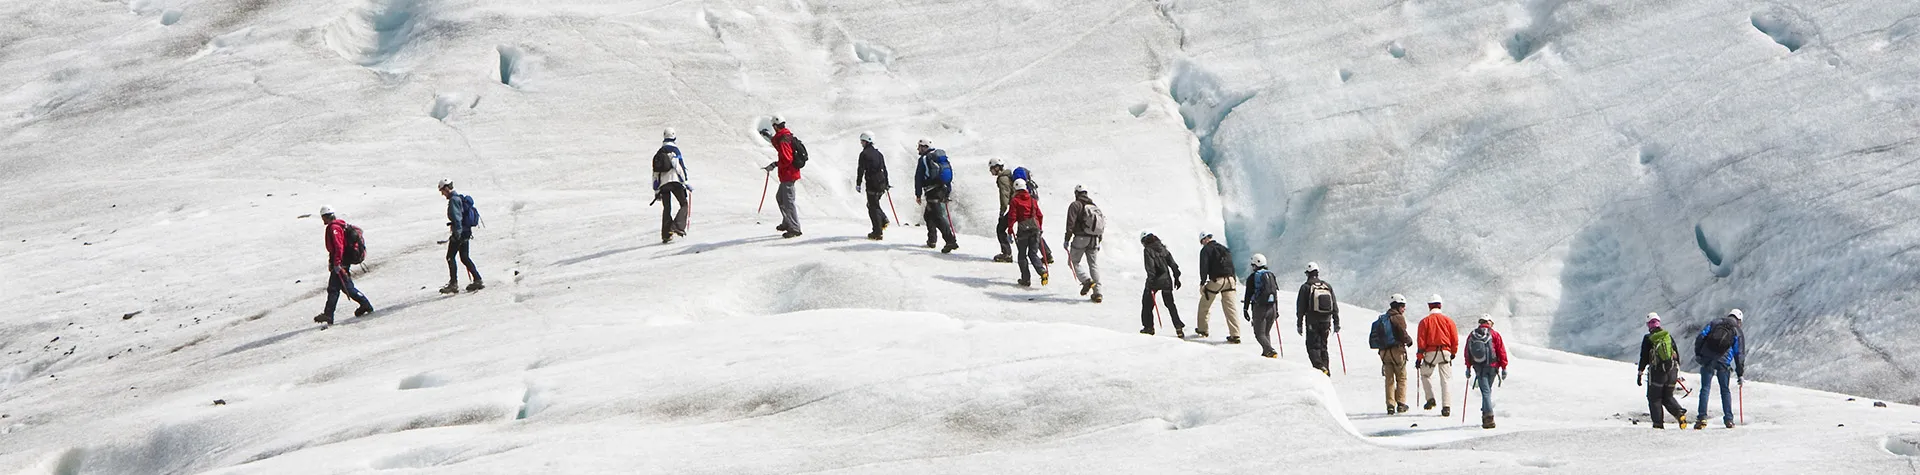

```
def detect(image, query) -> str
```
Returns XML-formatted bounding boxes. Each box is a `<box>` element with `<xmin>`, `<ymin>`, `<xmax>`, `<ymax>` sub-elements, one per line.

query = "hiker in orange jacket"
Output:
<box><xmin>1415</xmin><ymin>295</ymin><xmax>1459</xmax><ymax>417</ymax></box>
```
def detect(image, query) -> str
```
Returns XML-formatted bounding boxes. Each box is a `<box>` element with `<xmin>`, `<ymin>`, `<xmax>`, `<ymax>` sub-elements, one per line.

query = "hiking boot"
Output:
<box><xmin>1080</xmin><ymin>282</ymin><xmax>1093</xmax><ymax>296</ymax></box>
<box><xmin>674</xmin><ymin>230</ymin><xmax>686</xmax><ymax>237</ymax></box>
<box><xmin>1396</xmin><ymin>403</ymin><xmax>1410</xmax><ymax>414</ymax></box>
<box><xmin>992</xmin><ymin>254</ymin><xmax>1013</xmax><ymax>263</ymax></box>
<box><xmin>662</xmin><ymin>234</ymin><xmax>674</xmax><ymax>243</ymax></box>
<box><xmin>1262</xmin><ymin>351</ymin><xmax>1278</xmax><ymax>359</ymax></box>
<box><xmin>941</xmin><ymin>243</ymin><xmax>959</xmax><ymax>254</ymax></box>
<box><xmin>1040</xmin><ymin>274</ymin><xmax>1049</xmax><ymax>286</ymax></box>
<box><xmin>1175</xmin><ymin>328</ymin><xmax>1186</xmax><ymax>339</ymax></box>
<box><xmin>1090</xmin><ymin>292</ymin><xmax>1103</xmax><ymax>303</ymax></box>
<box><xmin>1140</xmin><ymin>328</ymin><xmax>1155</xmax><ymax>335</ymax></box>
<box><xmin>1652</xmin><ymin>423</ymin><xmax>1665</xmax><ymax>429</ymax></box>
<box><xmin>776</xmin><ymin>224</ymin><xmax>789</xmax><ymax>232</ymax></box>
<box><xmin>1676</xmin><ymin>414</ymin><xmax>1688</xmax><ymax>427</ymax></box>
<box><xmin>1441</xmin><ymin>407</ymin><xmax>1451</xmax><ymax>417</ymax></box>
<box><xmin>1694</xmin><ymin>420</ymin><xmax>1706</xmax><ymax>430</ymax></box>
<box><xmin>1482</xmin><ymin>414</ymin><xmax>1496</xmax><ymax>429</ymax></box>
<box><xmin>1725</xmin><ymin>421</ymin><xmax>1735</xmax><ymax>429</ymax></box>
<box><xmin>1424</xmin><ymin>399</ymin><xmax>1437</xmax><ymax>410</ymax></box>
<box><xmin>466</xmin><ymin>281</ymin><xmax>485</xmax><ymax>292</ymax></box>
<box><xmin>1195</xmin><ymin>329</ymin><xmax>1209</xmax><ymax>338</ymax></box>
<box><xmin>1387</xmin><ymin>406</ymin><xmax>1398</xmax><ymax>415</ymax></box>
<box><xmin>1044</xmin><ymin>256</ymin><xmax>1054</xmax><ymax>265</ymax></box>
<box><xmin>782</xmin><ymin>230</ymin><xmax>803</xmax><ymax>239</ymax></box>
<box><xmin>867</xmin><ymin>232</ymin><xmax>883</xmax><ymax>240</ymax></box>
<box><xmin>353</xmin><ymin>306</ymin><xmax>373</xmax><ymax>317</ymax></box>
<box><xmin>314</xmin><ymin>313</ymin><xmax>334</xmax><ymax>324</ymax></box>
<box><xmin>1226</xmin><ymin>336</ymin><xmax>1241</xmax><ymax>344</ymax></box>
<box><xmin>925</xmin><ymin>241</ymin><xmax>937</xmax><ymax>249</ymax></box>
<box><xmin>439</xmin><ymin>283</ymin><xmax>459</xmax><ymax>294</ymax></box>
<box><xmin>1017</xmin><ymin>279</ymin><xmax>1031</xmax><ymax>287</ymax></box>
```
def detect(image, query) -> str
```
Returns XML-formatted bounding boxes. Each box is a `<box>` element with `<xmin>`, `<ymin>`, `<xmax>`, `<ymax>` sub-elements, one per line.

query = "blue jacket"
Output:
<box><xmin>914</xmin><ymin>151</ymin><xmax>950</xmax><ymax>199</ymax></box>
<box><xmin>1697</xmin><ymin>317</ymin><xmax>1746</xmax><ymax>376</ymax></box>
<box><xmin>447</xmin><ymin>192</ymin><xmax>475</xmax><ymax>235</ymax></box>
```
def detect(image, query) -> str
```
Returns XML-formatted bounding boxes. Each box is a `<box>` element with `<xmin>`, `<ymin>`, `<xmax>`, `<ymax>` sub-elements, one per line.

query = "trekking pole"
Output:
<box><xmin>885</xmin><ymin>190</ymin><xmax>903</xmax><ymax>226</ymax></box>
<box><xmin>1154</xmin><ymin>299</ymin><xmax>1166</xmax><ymax>330</ymax></box>
<box><xmin>1335</xmin><ymin>333</ymin><xmax>1349</xmax><ymax>375</ymax></box>
<box><xmin>1739</xmin><ymin>383</ymin><xmax>1745</xmax><ymax>425</ymax></box>
<box><xmin>756</xmin><ymin>170</ymin><xmax>771</xmax><ymax>214</ymax></box>
<box><xmin>1461</xmin><ymin>374</ymin><xmax>1472</xmax><ymax>424</ymax></box>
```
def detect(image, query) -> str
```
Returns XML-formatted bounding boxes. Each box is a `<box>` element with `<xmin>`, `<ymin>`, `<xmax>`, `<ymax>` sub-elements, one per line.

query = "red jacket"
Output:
<box><xmin>771</xmin><ymin>126</ymin><xmax>801</xmax><ymax>183</ymax></box>
<box><xmin>1004</xmin><ymin>190</ymin><xmax>1042</xmax><ymax>235</ymax></box>
<box><xmin>1474</xmin><ymin>324</ymin><xmax>1510</xmax><ymax>369</ymax></box>
<box><xmin>1416</xmin><ymin>311</ymin><xmax>1459</xmax><ymax>358</ymax></box>
<box><xmin>325</xmin><ymin>220</ymin><xmax>350</xmax><ymax>268</ymax></box>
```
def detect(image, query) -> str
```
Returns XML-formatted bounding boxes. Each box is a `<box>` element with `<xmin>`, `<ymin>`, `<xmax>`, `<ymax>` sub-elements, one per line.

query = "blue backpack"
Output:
<box><xmin>459</xmin><ymin>194</ymin><xmax>481</xmax><ymax>230</ymax></box>
<box><xmin>1368</xmin><ymin>313</ymin><xmax>1397</xmax><ymax>349</ymax></box>
<box><xmin>928</xmin><ymin>153</ymin><xmax>953</xmax><ymax>185</ymax></box>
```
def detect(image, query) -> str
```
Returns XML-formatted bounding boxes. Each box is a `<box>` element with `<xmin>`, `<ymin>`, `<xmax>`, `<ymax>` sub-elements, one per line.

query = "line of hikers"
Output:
<box><xmin>304</xmin><ymin>117</ymin><xmax>1752</xmax><ymax>432</ymax></box>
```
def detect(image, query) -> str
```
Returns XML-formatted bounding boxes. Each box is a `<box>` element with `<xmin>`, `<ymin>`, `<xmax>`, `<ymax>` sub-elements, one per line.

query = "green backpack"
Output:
<box><xmin>1649</xmin><ymin>330</ymin><xmax>1677</xmax><ymax>363</ymax></box>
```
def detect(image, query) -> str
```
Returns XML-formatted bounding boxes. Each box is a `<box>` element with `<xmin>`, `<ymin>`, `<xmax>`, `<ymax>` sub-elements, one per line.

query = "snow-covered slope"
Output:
<box><xmin>1157</xmin><ymin>0</ymin><xmax>1920</xmax><ymax>402</ymax></box>
<box><xmin>5</xmin><ymin>0</ymin><xmax>1920</xmax><ymax>473</ymax></box>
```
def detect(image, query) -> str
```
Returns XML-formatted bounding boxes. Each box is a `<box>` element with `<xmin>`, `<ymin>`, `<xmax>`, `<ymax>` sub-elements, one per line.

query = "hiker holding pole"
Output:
<box><xmin>1295</xmin><ymin>262</ymin><xmax>1340</xmax><ymax>376</ymax></box>
<box><xmin>1693</xmin><ymin>309</ymin><xmax>1747</xmax><ymax>430</ymax></box>
<box><xmin>1464</xmin><ymin>314</ymin><xmax>1508</xmax><ymax>429</ymax></box>
<box><xmin>853</xmin><ymin>131</ymin><xmax>891</xmax><ymax>241</ymax></box>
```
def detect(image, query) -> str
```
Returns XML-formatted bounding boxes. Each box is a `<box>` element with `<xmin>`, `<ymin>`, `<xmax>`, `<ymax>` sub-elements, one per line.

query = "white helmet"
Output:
<box><xmin>1391</xmin><ymin>294</ymin><xmax>1407</xmax><ymax>305</ymax></box>
<box><xmin>770</xmin><ymin>114</ymin><xmax>786</xmax><ymax>125</ymax></box>
<box><xmin>1139</xmin><ymin>230</ymin><xmax>1154</xmax><ymax>240</ymax></box>
<box><xmin>1429</xmin><ymin>294</ymin><xmax>1444</xmax><ymax>305</ymax></box>
<box><xmin>859</xmin><ymin>131</ymin><xmax>874</xmax><ymax>143</ymax></box>
<box><xmin>1479</xmin><ymin>314</ymin><xmax>1495</xmax><ymax>324</ymax></box>
<box><xmin>918</xmin><ymin>138</ymin><xmax>932</xmax><ymax>147</ymax></box>
<box><xmin>662</xmin><ymin>128</ymin><xmax>676</xmax><ymax>140</ymax></box>
<box><xmin>1012</xmin><ymin>178</ymin><xmax>1027</xmax><ymax>191</ymax></box>
<box><xmin>1305</xmin><ymin>262</ymin><xmax>1320</xmax><ymax>273</ymax></box>
<box><xmin>988</xmin><ymin>157</ymin><xmax>1005</xmax><ymax>168</ymax></box>
<box><xmin>437</xmin><ymin>178</ymin><xmax>454</xmax><ymax>189</ymax></box>
<box><xmin>1647</xmin><ymin>312</ymin><xmax>1662</xmax><ymax>325</ymax></box>
<box><xmin>1198</xmin><ymin>232</ymin><xmax>1214</xmax><ymax>242</ymax></box>
<box><xmin>319</xmin><ymin>205</ymin><xmax>336</xmax><ymax>216</ymax></box>
<box><xmin>1250</xmin><ymin>253</ymin><xmax>1268</xmax><ymax>267</ymax></box>
<box><xmin>1729</xmin><ymin>308</ymin><xmax>1744</xmax><ymax>320</ymax></box>
<box><xmin>1074</xmin><ymin>185</ymin><xmax>1088</xmax><ymax>194</ymax></box>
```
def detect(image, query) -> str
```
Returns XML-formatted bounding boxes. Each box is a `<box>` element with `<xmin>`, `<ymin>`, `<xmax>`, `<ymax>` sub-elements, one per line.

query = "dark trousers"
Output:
<box><xmin>1648</xmin><ymin>384</ymin><xmax>1687</xmax><ymax>426</ymax></box>
<box><xmin>1140</xmin><ymin>287</ymin><xmax>1182</xmax><ymax>331</ymax></box>
<box><xmin>1306</xmin><ymin>321</ymin><xmax>1332</xmax><ymax>372</ymax></box>
<box><xmin>660</xmin><ymin>182</ymin><xmax>690</xmax><ymax>238</ymax></box>
<box><xmin>924</xmin><ymin>199</ymin><xmax>957</xmax><ymax>247</ymax></box>
<box><xmin>865</xmin><ymin>190</ymin><xmax>888</xmax><ymax>233</ymax></box>
<box><xmin>446</xmin><ymin>234</ymin><xmax>480</xmax><ymax>283</ymax></box>
<box><xmin>995</xmin><ymin>211</ymin><xmax>1013</xmax><ymax>256</ymax></box>
<box><xmin>1016</xmin><ymin>231</ymin><xmax>1045</xmax><ymax>282</ymax></box>
<box><xmin>325</xmin><ymin>269</ymin><xmax>371</xmax><ymax>315</ymax></box>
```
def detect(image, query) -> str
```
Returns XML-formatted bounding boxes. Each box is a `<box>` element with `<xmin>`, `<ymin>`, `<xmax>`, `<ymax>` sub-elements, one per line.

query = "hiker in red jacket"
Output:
<box><xmin>1004</xmin><ymin>180</ymin><xmax>1047</xmax><ymax>287</ymax></box>
<box><xmin>1465</xmin><ymin>314</ymin><xmax>1509</xmax><ymax>429</ymax></box>
<box><xmin>317</xmin><ymin>206</ymin><xmax>372</xmax><ymax>325</ymax></box>
<box><xmin>761</xmin><ymin>116</ymin><xmax>804</xmax><ymax>238</ymax></box>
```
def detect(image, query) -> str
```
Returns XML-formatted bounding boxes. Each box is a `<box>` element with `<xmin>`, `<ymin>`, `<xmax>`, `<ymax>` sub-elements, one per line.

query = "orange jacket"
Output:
<box><xmin>1416</xmin><ymin>311</ymin><xmax>1459</xmax><ymax>358</ymax></box>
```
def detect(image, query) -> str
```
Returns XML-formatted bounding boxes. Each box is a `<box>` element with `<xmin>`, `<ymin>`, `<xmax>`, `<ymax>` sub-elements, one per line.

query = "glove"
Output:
<box><xmin>652</xmin><ymin>179</ymin><xmax>660</xmax><ymax>190</ymax></box>
<box><xmin>1737</xmin><ymin>377</ymin><xmax>1744</xmax><ymax>386</ymax></box>
<box><xmin>764</xmin><ymin>163</ymin><xmax>778</xmax><ymax>172</ymax></box>
<box><xmin>1333</xmin><ymin>324</ymin><xmax>1341</xmax><ymax>334</ymax></box>
<box><xmin>1296</xmin><ymin>323</ymin><xmax>1304</xmax><ymax>336</ymax></box>
<box><xmin>856</xmin><ymin>184</ymin><xmax>863</xmax><ymax>193</ymax></box>
<box><xmin>1174</xmin><ymin>280</ymin><xmax>1183</xmax><ymax>290</ymax></box>
<box><xmin>1636</xmin><ymin>371</ymin><xmax>1643</xmax><ymax>387</ymax></box>
<box><xmin>1500</xmin><ymin>368</ymin><xmax>1508</xmax><ymax>383</ymax></box>
<box><xmin>916</xmin><ymin>197</ymin><xmax>923</xmax><ymax>205</ymax></box>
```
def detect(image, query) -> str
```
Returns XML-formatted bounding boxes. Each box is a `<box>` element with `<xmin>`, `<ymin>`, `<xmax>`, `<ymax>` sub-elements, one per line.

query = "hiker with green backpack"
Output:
<box><xmin>1637</xmin><ymin>313</ymin><xmax>1689</xmax><ymax>429</ymax></box>
<box><xmin>1369</xmin><ymin>294</ymin><xmax>1414</xmax><ymax>414</ymax></box>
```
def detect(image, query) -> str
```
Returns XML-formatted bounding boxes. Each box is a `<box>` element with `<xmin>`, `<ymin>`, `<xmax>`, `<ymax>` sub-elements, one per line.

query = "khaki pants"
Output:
<box><xmin>1419</xmin><ymin>350</ymin><xmax>1453</xmax><ymax>408</ymax></box>
<box><xmin>1381</xmin><ymin>346</ymin><xmax>1408</xmax><ymax>408</ymax></box>
<box><xmin>1195</xmin><ymin>277</ymin><xmax>1241</xmax><ymax>337</ymax></box>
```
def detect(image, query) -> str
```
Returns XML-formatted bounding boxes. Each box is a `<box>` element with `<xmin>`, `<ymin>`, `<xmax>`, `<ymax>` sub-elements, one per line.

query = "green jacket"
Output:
<box><xmin>994</xmin><ymin>168</ymin><xmax>1014</xmax><ymax>213</ymax></box>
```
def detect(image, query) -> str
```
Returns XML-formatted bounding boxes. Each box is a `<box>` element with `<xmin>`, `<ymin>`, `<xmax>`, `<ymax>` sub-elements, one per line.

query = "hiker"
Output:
<box><xmin>1011</xmin><ymin>167</ymin><xmax>1054</xmax><ymax>264</ymax></box>
<box><xmin>1416</xmin><ymin>295</ymin><xmax>1458</xmax><ymax>417</ymax></box>
<box><xmin>1693</xmin><ymin>309</ymin><xmax>1746</xmax><ymax>430</ymax></box>
<box><xmin>1370</xmin><ymin>294</ymin><xmax>1414</xmax><ymax>414</ymax></box>
<box><xmin>1464</xmin><ymin>315</ymin><xmax>1509</xmax><ymax>429</ymax></box>
<box><xmin>854</xmin><ymin>131</ymin><xmax>889</xmax><ymax>240</ymax></box>
<box><xmin>1005</xmin><ymin>179</ymin><xmax>1047</xmax><ymax>286</ymax></box>
<box><xmin>989</xmin><ymin>158</ymin><xmax>1015</xmax><ymax>262</ymax></box>
<box><xmin>1240</xmin><ymin>254</ymin><xmax>1280</xmax><ymax>358</ymax></box>
<box><xmin>1139</xmin><ymin>231</ymin><xmax>1184</xmax><ymax>336</ymax></box>
<box><xmin>760</xmin><ymin>115</ymin><xmax>803</xmax><ymax>238</ymax></box>
<box><xmin>1062</xmin><ymin>185</ymin><xmax>1104</xmax><ymax>302</ymax></box>
<box><xmin>316</xmin><ymin>206</ymin><xmax>372</xmax><ymax>325</ymax></box>
<box><xmin>1295</xmin><ymin>262</ymin><xmax>1339</xmax><ymax>375</ymax></box>
<box><xmin>913</xmin><ymin>141</ymin><xmax>958</xmax><ymax>253</ymax></box>
<box><xmin>1638</xmin><ymin>312</ymin><xmax>1689</xmax><ymax>429</ymax></box>
<box><xmin>438</xmin><ymin>179</ymin><xmax>483</xmax><ymax>293</ymax></box>
<box><xmin>1194</xmin><ymin>232</ymin><xmax>1242</xmax><ymax>343</ymax></box>
<box><xmin>652</xmin><ymin>128</ymin><xmax>690</xmax><ymax>243</ymax></box>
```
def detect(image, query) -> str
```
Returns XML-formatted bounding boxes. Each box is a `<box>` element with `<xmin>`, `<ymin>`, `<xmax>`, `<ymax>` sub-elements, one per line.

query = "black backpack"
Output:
<box><xmin>1697</xmin><ymin>318</ymin><xmax>1739</xmax><ymax>359</ymax></box>
<box><xmin>787</xmin><ymin>136</ymin><xmax>809</xmax><ymax>169</ymax></box>
<box><xmin>1368</xmin><ymin>313</ymin><xmax>1396</xmax><ymax>349</ymax></box>
<box><xmin>341</xmin><ymin>223</ymin><xmax>367</xmax><ymax>265</ymax></box>
<box><xmin>652</xmin><ymin>146</ymin><xmax>674</xmax><ymax>173</ymax></box>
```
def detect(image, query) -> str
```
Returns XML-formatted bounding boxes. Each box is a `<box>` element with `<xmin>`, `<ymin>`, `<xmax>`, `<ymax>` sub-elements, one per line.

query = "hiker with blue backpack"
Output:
<box><xmin>1295</xmin><ymin>262</ymin><xmax>1340</xmax><ymax>376</ymax></box>
<box><xmin>1693</xmin><ymin>309</ymin><xmax>1746</xmax><ymax>430</ymax></box>
<box><xmin>1011</xmin><ymin>167</ymin><xmax>1054</xmax><ymax>265</ymax></box>
<box><xmin>913</xmin><ymin>140</ymin><xmax>959</xmax><ymax>253</ymax></box>
<box><xmin>1638</xmin><ymin>312</ymin><xmax>1690</xmax><ymax>429</ymax></box>
<box><xmin>1240</xmin><ymin>254</ymin><xmax>1280</xmax><ymax>358</ymax></box>
<box><xmin>653</xmin><ymin>128</ymin><xmax>691</xmax><ymax>243</ymax></box>
<box><xmin>438</xmin><ymin>179</ymin><xmax>483</xmax><ymax>294</ymax></box>
<box><xmin>1370</xmin><ymin>294</ymin><xmax>1414</xmax><ymax>414</ymax></box>
<box><xmin>1464</xmin><ymin>314</ymin><xmax>1509</xmax><ymax>429</ymax></box>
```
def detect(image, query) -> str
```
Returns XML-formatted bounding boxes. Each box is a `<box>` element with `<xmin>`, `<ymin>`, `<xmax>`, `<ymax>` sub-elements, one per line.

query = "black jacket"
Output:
<box><xmin>1199</xmin><ymin>241</ymin><xmax>1233</xmax><ymax>281</ymax></box>
<box><xmin>1638</xmin><ymin>329</ymin><xmax>1683</xmax><ymax>386</ymax></box>
<box><xmin>1142</xmin><ymin>235</ymin><xmax>1181</xmax><ymax>291</ymax></box>
<box><xmin>856</xmin><ymin>144</ymin><xmax>888</xmax><ymax>191</ymax></box>
<box><xmin>1295</xmin><ymin>275</ymin><xmax>1339</xmax><ymax>327</ymax></box>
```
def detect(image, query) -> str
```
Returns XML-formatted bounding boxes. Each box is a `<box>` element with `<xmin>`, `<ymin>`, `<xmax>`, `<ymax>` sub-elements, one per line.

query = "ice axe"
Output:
<box><xmin>1335</xmin><ymin>332</ymin><xmax>1349</xmax><ymax>375</ymax></box>
<box><xmin>756</xmin><ymin>169</ymin><xmax>771</xmax><ymax>214</ymax></box>
<box><xmin>885</xmin><ymin>190</ymin><xmax>903</xmax><ymax>226</ymax></box>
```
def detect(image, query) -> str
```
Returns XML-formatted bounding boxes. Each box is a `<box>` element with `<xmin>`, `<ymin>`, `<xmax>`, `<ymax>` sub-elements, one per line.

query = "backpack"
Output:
<box><xmin>1017</xmin><ymin>218</ymin><xmax>1040</xmax><ymax>236</ymax></box>
<box><xmin>1649</xmin><ymin>330</ymin><xmax>1677</xmax><ymax>363</ymax></box>
<box><xmin>459</xmin><ymin>194</ymin><xmax>481</xmax><ymax>230</ymax></box>
<box><xmin>651</xmin><ymin>146</ymin><xmax>674</xmax><ymax>174</ymax></box>
<box><xmin>1078</xmin><ymin>203</ymin><xmax>1106</xmax><ymax>238</ymax></box>
<box><xmin>1697</xmin><ymin>319</ymin><xmax>1738</xmax><ymax>360</ymax></box>
<box><xmin>1467</xmin><ymin>327</ymin><xmax>1494</xmax><ymax>365</ymax></box>
<box><xmin>926</xmin><ymin>155</ymin><xmax>953</xmax><ymax>185</ymax></box>
<box><xmin>1310</xmin><ymin>281</ymin><xmax>1336</xmax><ymax>314</ymax></box>
<box><xmin>787</xmin><ymin>136</ymin><xmax>808</xmax><ymax>169</ymax></box>
<box><xmin>341</xmin><ymin>223</ymin><xmax>367</xmax><ymax>265</ymax></box>
<box><xmin>1368</xmin><ymin>313</ymin><xmax>1397</xmax><ymax>349</ymax></box>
